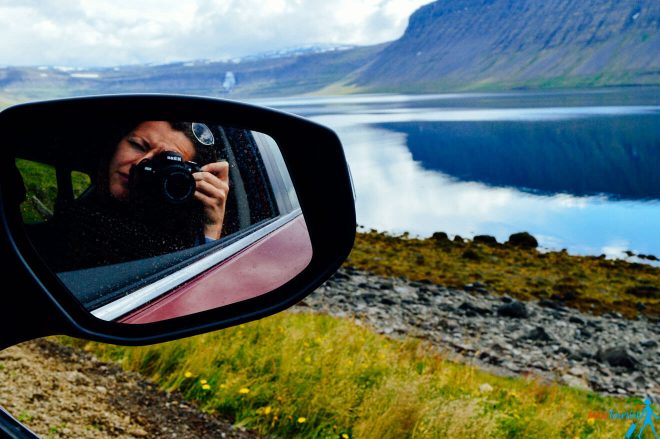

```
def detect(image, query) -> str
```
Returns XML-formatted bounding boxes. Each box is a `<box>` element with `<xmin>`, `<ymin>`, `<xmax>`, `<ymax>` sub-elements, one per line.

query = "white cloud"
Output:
<box><xmin>0</xmin><ymin>0</ymin><xmax>432</xmax><ymax>67</ymax></box>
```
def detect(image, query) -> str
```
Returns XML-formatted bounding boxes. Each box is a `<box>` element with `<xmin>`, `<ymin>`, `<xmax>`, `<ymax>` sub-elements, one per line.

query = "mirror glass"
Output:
<box><xmin>13</xmin><ymin>120</ymin><xmax>311</xmax><ymax>323</ymax></box>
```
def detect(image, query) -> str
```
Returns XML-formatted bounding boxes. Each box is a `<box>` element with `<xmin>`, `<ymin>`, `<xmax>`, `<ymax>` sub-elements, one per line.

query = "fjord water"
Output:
<box><xmin>257</xmin><ymin>88</ymin><xmax>660</xmax><ymax>259</ymax></box>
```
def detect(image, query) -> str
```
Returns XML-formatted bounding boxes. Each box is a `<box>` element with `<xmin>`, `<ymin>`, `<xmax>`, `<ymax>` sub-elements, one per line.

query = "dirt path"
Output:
<box><xmin>0</xmin><ymin>339</ymin><xmax>262</xmax><ymax>439</ymax></box>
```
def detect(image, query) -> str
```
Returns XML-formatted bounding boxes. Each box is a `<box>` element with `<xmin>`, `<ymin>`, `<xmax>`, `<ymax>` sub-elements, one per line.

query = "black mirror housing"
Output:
<box><xmin>0</xmin><ymin>95</ymin><xmax>355</xmax><ymax>347</ymax></box>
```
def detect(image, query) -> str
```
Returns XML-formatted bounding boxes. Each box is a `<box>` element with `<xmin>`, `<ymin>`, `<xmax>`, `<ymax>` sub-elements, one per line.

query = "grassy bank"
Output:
<box><xmin>66</xmin><ymin>312</ymin><xmax>640</xmax><ymax>439</ymax></box>
<box><xmin>348</xmin><ymin>230</ymin><xmax>659</xmax><ymax>319</ymax></box>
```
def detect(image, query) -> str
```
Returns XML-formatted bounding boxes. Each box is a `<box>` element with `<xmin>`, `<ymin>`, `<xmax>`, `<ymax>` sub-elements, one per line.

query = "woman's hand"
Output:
<box><xmin>194</xmin><ymin>161</ymin><xmax>230</xmax><ymax>240</ymax></box>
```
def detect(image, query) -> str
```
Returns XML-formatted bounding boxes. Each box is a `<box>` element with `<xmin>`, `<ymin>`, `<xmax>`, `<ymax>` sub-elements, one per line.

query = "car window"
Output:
<box><xmin>12</xmin><ymin>123</ymin><xmax>308</xmax><ymax>318</ymax></box>
<box><xmin>16</xmin><ymin>158</ymin><xmax>91</xmax><ymax>224</ymax></box>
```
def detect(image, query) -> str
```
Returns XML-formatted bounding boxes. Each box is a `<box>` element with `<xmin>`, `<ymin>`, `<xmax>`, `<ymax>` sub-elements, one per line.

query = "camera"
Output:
<box><xmin>129</xmin><ymin>151</ymin><xmax>201</xmax><ymax>206</ymax></box>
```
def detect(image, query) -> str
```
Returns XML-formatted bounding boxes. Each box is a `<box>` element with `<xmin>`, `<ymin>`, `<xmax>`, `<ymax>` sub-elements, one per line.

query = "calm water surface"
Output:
<box><xmin>255</xmin><ymin>88</ymin><xmax>660</xmax><ymax>260</ymax></box>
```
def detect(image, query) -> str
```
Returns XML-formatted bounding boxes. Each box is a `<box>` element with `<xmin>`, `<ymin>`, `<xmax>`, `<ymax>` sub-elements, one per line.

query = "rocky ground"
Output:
<box><xmin>297</xmin><ymin>267</ymin><xmax>659</xmax><ymax>399</ymax></box>
<box><xmin>0</xmin><ymin>339</ymin><xmax>262</xmax><ymax>439</ymax></box>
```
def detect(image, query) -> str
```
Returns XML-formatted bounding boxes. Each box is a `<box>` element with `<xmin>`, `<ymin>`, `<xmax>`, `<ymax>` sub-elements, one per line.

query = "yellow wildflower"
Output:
<box><xmin>202</xmin><ymin>384</ymin><xmax>211</xmax><ymax>390</ymax></box>
<box><xmin>184</xmin><ymin>371</ymin><xmax>193</xmax><ymax>378</ymax></box>
<box><xmin>200</xmin><ymin>379</ymin><xmax>208</xmax><ymax>385</ymax></box>
<box><xmin>587</xmin><ymin>418</ymin><xmax>595</xmax><ymax>425</ymax></box>
<box><xmin>239</xmin><ymin>387</ymin><xmax>250</xmax><ymax>394</ymax></box>
<box><xmin>264</xmin><ymin>406</ymin><xmax>272</xmax><ymax>415</ymax></box>
<box><xmin>304</xmin><ymin>356</ymin><xmax>312</xmax><ymax>363</ymax></box>
<box><xmin>297</xmin><ymin>417</ymin><xmax>306</xmax><ymax>424</ymax></box>
<box><xmin>342</xmin><ymin>434</ymin><xmax>349</xmax><ymax>439</ymax></box>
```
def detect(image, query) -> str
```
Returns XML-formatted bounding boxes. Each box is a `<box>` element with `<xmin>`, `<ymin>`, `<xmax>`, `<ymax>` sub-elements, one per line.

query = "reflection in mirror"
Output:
<box><xmin>13</xmin><ymin>120</ymin><xmax>311</xmax><ymax>323</ymax></box>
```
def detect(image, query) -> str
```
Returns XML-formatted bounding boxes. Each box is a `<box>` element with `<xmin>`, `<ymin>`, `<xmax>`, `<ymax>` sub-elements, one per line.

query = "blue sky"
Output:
<box><xmin>0</xmin><ymin>0</ymin><xmax>431</xmax><ymax>67</ymax></box>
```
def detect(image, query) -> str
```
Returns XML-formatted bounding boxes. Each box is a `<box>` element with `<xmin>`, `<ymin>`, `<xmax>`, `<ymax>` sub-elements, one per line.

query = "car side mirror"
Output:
<box><xmin>0</xmin><ymin>95</ymin><xmax>355</xmax><ymax>348</ymax></box>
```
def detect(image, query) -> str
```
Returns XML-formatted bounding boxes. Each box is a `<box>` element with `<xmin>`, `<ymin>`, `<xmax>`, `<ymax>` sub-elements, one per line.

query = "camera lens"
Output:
<box><xmin>163</xmin><ymin>171</ymin><xmax>195</xmax><ymax>203</ymax></box>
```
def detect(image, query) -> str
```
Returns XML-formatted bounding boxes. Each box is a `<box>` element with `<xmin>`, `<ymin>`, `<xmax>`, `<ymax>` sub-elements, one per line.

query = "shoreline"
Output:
<box><xmin>347</xmin><ymin>230</ymin><xmax>660</xmax><ymax>319</ymax></box>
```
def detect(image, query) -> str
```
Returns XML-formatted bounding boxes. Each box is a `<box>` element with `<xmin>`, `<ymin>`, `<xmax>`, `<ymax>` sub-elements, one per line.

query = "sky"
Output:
<box><xmin>0</xmin><ymin>0</ymin><xmax>431</xmax><ymax>67</ymax></box>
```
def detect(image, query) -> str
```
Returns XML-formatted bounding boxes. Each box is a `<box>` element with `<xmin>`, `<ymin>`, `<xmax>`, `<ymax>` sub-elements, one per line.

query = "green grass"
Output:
<box><xmin>15</xmin><ymin>158</ymin><xmax>91</xmax><ymax>223</ymax></box>
<box><xmin>65</xmin><ymin>312</ymin><xmax>643</xmax><ymax>439</ymax></box>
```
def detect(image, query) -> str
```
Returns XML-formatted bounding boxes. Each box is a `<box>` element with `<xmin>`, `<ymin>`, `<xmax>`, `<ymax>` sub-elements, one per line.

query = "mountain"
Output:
<box><xmin>0</xmin><ymin>44</ymin><xmax>385</xmax><ymax>100</ymax></box>
<box><xmin>1</xmin><ymin>0</ymin><xmax>658</xmax><ymax>99</ymax></box>
<box><xmin>354</xmin><ymin>0</ymin><xmax>660</xmax><ymax>91</ymax></box>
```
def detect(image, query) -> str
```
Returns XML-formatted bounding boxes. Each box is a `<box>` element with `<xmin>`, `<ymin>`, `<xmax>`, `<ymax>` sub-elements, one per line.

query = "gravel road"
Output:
<box><xmin>0</xmin><ymin>339</ymin><xmax>262</xmax><ymax>438</ymax></box>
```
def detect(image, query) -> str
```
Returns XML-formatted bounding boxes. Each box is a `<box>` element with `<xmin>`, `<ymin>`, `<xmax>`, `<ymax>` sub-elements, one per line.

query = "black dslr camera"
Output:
<box><xmin>129</xmin><ymin>151</ymin><xmax>201</xmax><ymax>206</ymax></box>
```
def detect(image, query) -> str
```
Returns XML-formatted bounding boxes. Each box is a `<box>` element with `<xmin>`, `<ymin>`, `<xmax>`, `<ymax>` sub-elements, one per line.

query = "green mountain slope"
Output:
<box><xmin>354</xmin><ymin>0</ymin><xmax>660</xmax><ymax>91</ymax></box>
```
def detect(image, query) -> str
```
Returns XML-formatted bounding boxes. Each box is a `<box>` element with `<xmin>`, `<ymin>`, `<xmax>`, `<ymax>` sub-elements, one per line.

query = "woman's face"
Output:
<box><xmin>108</xmin><ymin>121</ymin><xmax>195</xmax><ymax>200</ymax></box>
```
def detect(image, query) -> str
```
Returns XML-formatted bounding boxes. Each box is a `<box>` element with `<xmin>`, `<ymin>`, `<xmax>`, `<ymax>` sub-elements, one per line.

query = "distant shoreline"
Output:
<box><xmin>347</xmin><ymin>229</ymin><xmax>660</xmax><ymax>319</ymax></box>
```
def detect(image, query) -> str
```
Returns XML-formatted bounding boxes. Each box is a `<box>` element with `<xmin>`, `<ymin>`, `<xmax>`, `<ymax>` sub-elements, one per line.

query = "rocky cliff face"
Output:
<box><xmin>355</xmin><ymin>0</ymin><xmax>660</xmax><ymax>91</ymax></box>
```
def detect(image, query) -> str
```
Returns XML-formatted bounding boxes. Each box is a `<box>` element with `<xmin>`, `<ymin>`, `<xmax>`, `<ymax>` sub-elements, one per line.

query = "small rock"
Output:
<box><xmin>502</xmin><ymin>361</ymin><xmax>520</xmax><ymax>372</ymax></box>
<box><xmin>359</xmin><ymin>292</ymin><xmax>376</xmax><ymax>301</ymax></box>
<box><xmin>473</xmin><ymin>235</ymin><xmax>498</xmax><ymax>245</ymax></box>
<box><xmin>568</xmin><ymin>316</ymin><xmax>585</xmax><ymax>325</ymax></box>
<box><xmin>458</xmin><ymin>301</ymin><xmax>492</xmax><ymax>316</ymax></box>
<box><xmin>520</xmin><ymin>326</ymin><xmax>553</xmax><ymax>343</ymax></box>
<box><xmin>538</xmin><ymin>299</ymin><xmax>564</xmax><ymax>310</ymax></box>
<box><xmin>464</xmin><ymin>282</ymin><xmax>489</xmax><ymax>294</ymax></box>
<box><xmin>431</xmin><ymin>232</ymin><xmax>449</xmax><ymax>242</ymax></box>
<box><xmin>506</xmin><ymin>232</ymin><xmax>538</xmax><ymax>249</ymax></box>
<box><xmin>568</xmin><ymin>350</ymin><xmax>591</xmax><ymax>361</ymax></box>
<box><xmin>479</xmin><ymin>383</ymin><xmax>494</xmax><ymax>393</ymax></box>
<box><xmin>380</xmin><ymin>297</ymin><xmax>397</xmax><ymax>305</ymax></box>
<box><xmin>561</xmin><ymin>374</ymin><xmax>591</xmax><ymax>390</ymax></box>
<box><xmin>95</xmin><ymin>385</ymin><xmax>108</xmax><ymax>394</ymax></box>
<box><xmin>129</xmin><ymin>428</ymin><xmax>149</xmax><ymax>438</ymax></box>
<box><xmin>596</xmin><ymin>347</ymin><xmax>638</xmax><ymax>370</ymax></box>
<box><xmin>568</xmin><ymin>366</ymin><xmax>589</xmax><ymax>378</ymax></box>
<box><xmin>65</xmin><ymin>371</ymin><xmax>91</xmax><ymax>385</ymax></box>
<box><xmin>497</xmin><ymin>301</ymin><xmax>529</xmax><ymax>318</ymax></box>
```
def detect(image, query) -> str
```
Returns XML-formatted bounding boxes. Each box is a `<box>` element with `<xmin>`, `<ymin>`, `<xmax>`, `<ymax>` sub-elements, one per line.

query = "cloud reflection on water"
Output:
<box><xmin>329</xmin><ymin>124</ymin><xmax>660</xmax><ymax>259</ymax></box>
